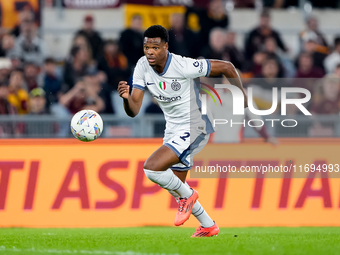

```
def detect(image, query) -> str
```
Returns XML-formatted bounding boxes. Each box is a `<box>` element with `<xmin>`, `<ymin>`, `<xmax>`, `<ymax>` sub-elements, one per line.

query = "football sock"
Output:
<box><xmin>167</xmin><ymin>181</ymin><xmax>215</xmax><ymax>228</ymax></box>
<box><xmin>167</xmin><ymin>190</ymin><xmax>180</xmax><ymax>203</ymax></box>
<box><xmin>184</xmin><ymin>182</ymin><xmax>215</xmax><ymax>228</ymax></box>
<box><xmin>144</xmin><ymin>169</ymin><xmax>193</xmax><ymax>198</ymax></box>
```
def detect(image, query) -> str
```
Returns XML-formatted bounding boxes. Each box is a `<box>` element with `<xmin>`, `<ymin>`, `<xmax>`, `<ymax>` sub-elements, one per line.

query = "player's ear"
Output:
<box><xmin>164</xmin><ymin>42</ymin><xmax>169</xmax><ymax>50</ymax></box>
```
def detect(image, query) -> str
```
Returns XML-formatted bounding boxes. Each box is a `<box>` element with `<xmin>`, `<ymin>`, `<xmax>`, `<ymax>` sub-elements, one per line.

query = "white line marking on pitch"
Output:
<box><xmin>0</xmin><ymin>246</ymin><xmax>181</xmax><ymax>255</ymax></box>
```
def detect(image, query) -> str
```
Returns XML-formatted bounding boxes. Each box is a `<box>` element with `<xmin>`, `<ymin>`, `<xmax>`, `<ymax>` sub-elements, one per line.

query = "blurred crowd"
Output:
<box><xmin>0</xmin><ymin>0</ymin><xmax>340</xmax><ymax>137</ymax></box>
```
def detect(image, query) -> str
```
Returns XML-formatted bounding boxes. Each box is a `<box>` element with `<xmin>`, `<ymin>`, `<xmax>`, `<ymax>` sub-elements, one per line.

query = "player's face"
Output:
<box><xmin>143</xmin><ymin>37</ymin><xmax>168</xmax><ymax>67</ymax></box>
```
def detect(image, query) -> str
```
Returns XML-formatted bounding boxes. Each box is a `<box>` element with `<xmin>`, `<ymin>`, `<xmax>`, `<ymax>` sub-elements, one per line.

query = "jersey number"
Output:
<box><xmin>180</xmin><ymin>132</ymin><xmax>190</xmax><ymax>141</ymax></box>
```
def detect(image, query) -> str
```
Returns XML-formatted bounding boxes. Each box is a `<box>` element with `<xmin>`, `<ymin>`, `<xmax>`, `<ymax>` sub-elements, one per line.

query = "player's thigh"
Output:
<box><xmin>144</xmin><ymin>145</ymin><xmax>180</xmax><ymax>171</ymax></box>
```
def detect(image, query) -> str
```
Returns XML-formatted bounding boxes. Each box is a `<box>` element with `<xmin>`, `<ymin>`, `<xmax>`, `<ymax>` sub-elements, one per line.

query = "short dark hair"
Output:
<box><xmin>45</xmin><ymin>57</ymin><xmax>55</xmax><ymax>65</ymax></box>
<box><xmin>105</xmin><ymin>39</ymin><xmax>118</xmax><ymax>46</ymax></box>
<box><xmin>143</xmin><ymin>25</ymin><xmax>169</xmax><ymax>43</ymax></box>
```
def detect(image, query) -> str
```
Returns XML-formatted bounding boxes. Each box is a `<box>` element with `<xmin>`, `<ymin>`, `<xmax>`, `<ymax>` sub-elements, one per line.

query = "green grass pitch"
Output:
<box><xmin>1</xmin><ymin>227</ymin><xmax>340</xmax><ymax>255</ymax></box>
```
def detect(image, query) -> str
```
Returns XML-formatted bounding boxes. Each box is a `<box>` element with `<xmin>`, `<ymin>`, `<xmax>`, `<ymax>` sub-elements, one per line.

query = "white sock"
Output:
<box><xmin>144</xmin><ymin>169</ymin><xmax>193</xmax><ymax>198</ymax></box>
<box><xmin>168</xmin><ymin>181</ymin><xmax>215</xmax><ymax>228</ymax></box>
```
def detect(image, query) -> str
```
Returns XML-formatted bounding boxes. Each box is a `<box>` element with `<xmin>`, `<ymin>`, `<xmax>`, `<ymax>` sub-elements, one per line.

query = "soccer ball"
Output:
<box><xmin>70</xmin><ymin>110</ymin><xmax>103</xmax><ymax>142</ymax></box>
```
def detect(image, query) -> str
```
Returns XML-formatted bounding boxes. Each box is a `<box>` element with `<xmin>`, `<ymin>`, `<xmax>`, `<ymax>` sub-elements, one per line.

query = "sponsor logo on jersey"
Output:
<box><xmin>193</xmin><ymin>61</ymin><xmax>199</xmax><ymax>67</ymax></box>
<box><xmin>154</xmin><ymin>94</ymin><xmax>182</xmax><ymax>103</ymax></box>
<box><xmin>146</xmin><ymin>82</ymin><xmax>155</xmax><ymax>85</ymax></box>
<box><xmin>171</xmin><ymin>80</ymin><xmax>181</xmax><ymax>91</ymax></box>
<box><xmin>198</xmin><ymin>61</ymin><xmax>204</xmax><ymax>73</ymax></box>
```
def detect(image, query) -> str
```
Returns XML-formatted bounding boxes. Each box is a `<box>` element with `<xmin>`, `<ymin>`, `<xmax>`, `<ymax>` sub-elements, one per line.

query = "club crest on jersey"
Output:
<box><xmin>159</xmin><ymin>81</ymin><xmax>166</xmax><ymax>90</ymax></box>
<box><xmin>171</xmin><ymin>80</ymin><xmax>181</xmax><ymax>91</ymax></box>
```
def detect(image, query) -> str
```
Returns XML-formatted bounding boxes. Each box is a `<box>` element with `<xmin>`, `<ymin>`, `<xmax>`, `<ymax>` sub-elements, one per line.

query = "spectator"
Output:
<box><xmin>0</xmin><ymin>34</ymin><xmax>15</xmax><ymax>57</ymax></box>
<box><xmin>72</xmin><ymin>34</ymin><xmax>93</xmax><ymax>64</ymax></box>
<box><xmin>96</xmin><ymin>71</ymin><xmax>114</xmax><ymax>114</ymax></box>
<box><xmin>9</xmin><ymin>19</ymin><xmax>49</xmax><ymax>66</ymax></box>
<box><xmin>7</xmin><ymin>69</ymin><xmax>29</xmax><ymax>115</ymax></box>
<box><xmin>0</xmin><ymin>82</ymin><xmax>16</xmax><ymax>115</ymax></box>
<box><xmin>23</xmin><ymin>62</ymin><xmax>39</xmax><ymax>91</ymax></box>
<box><xmin>201</xmin><ymin>28</ymin><xmax>244</xmax><ymax>70</ymax></box>
<box><xmin>168</xmin><ymin>13</ymin><xmax>198</xmax><ymax>58</ymax></box>
<box><xmin>245</xmin><ymin>9</ymin><xmax>286</xmax><ymax>60</ymax></box>
<box><xmin>0</xmin><ymin>82</ymin><xmax>17</xmax><ymax>137</ymax></box>
<box><xmin>26</xmin><ymin>87</ymin><xmax>57</xmax><ymax>137</ymax></box>
<box><xmin>119</xmin><ymin>14</ymin><xmax>144</xmax><ymax>67</ymax></box>
<box><xmin>264</xmin><ymin>36</ymin><xmax>298</xmax><ymax>78</ymax></box>
<box><xmin>198</xmin><ymin>0</ymin><xmax>228</xmax><ymax>54</ymax></box>
<box><xmin>59</xmin><ymin>78</ymin><xmax>104</xmax><ymax>115</ymax></box>
<box><xmin>295</xmin><ymin>52</ymin><xmax>324</xmax><ymax>79</ymax></box>
<box><xmin>223</xmin><ymin>31</ymin><xmax>244</xmax><ymax>70</ymax></box>
<box><xmin>40</xmin><ymin>58</ymin><xmax>62</xmax><ymax>110</ymax></box>
<box><xmin>294</xmin><ymin>53</ymin><xmax>324</xmax><ymax>99</ymax></box>
<box><xmin>29</xmin><ymin>88</ymin><xmax>48</xmax><ymax>114</ymax></box>
<box><xmin>310</xmin><ymin>74</ymin><xmax>340</xmax><ymax>115</ymax></box>
<box><xmin>0</xmin><ymin>58</ymin><xmax>12</xmax><ymax>84</ymax></box>
<box><xmin>324</xmin><ymin>37</ymin><xmax>340</xmax><ymax>74</ymax></box>
<box><xmin>243</xmin><ymin>51</ymin><xmax>268</xmax><ymax>78</ymax></box>
<box><xmin>97</xmin><ymin>39</ymin><xmax>130</xmax><ymax>90</ymax></box>
<box><xmin>76</xmin><ymin>15</ymin><xmax>103</xmax><ymax>61</ymax></box>
<box><xmin>11</xmin><ymin>8</ymin><xmax>35</xmax><ymax>38</ymax></box>
<box><xmin>62</xmin><ymin>46</ymin><xmax>92</xmax><ymax>93</ymax></box>
<box><xmin>299</xmin><ymin>16</ymin><xmax>328</xmax><ymax>54</ymax></box>
<box><xmin>7</xmin><ymin>52</ymin><xmax>23</xmax><ymax>71</ymax></box>
<box><xmin>300</xmin><ymin>35</ymin><xmax>327</xmax><ymax>72</ymax></box>
<box><xmin>248</xmin><ymin>58</ymin><xmax>285</xmax><ymax>110</ymax></box>
<box><xmin>200</xmin><ymin>28</ymin><xmax>226</xmax><ymax>59</ymax></box>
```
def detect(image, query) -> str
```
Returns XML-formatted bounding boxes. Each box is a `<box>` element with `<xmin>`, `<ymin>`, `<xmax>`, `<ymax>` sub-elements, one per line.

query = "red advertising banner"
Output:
<box><xmin>0</xmin><ymin>138</ymin><xmax>339</xmax><ymax>228</ymax></box>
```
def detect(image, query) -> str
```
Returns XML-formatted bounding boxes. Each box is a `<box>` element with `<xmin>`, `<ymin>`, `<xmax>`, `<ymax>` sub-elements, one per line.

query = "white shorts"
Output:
<box><xmin>163</xmin><ymin>124</ymin><xmax>209</xmax><ymax>171</ymax></box>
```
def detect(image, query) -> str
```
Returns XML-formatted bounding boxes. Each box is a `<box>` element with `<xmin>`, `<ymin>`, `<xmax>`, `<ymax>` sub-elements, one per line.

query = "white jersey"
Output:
<box><xmin>132</xmin><ymin>52</ymin><xmax>214</xmax><ymax>134</ymax></box>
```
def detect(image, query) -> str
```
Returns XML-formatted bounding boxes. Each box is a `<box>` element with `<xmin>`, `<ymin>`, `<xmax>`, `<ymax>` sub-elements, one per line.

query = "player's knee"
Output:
<box><xmin>143</xmin><ymin>159</ymin><xmax>158</xmax><ymax>171</ymax></box>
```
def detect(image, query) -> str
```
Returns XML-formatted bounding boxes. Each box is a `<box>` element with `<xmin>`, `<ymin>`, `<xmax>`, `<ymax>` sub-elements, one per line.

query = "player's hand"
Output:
<box><xmin>118</xmin><ymin>81</ymin><xmax>130</xmax><ymax>99</ymax></box>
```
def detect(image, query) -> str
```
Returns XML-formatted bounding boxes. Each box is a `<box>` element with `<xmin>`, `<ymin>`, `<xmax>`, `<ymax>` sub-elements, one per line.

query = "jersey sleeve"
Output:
<box><xmin>181</xmin><ymin>57</ymin><xmax>211</xmax><ymax>79</ymax></box>
<box><xmin>132</xmin><ymin>59</ymin><xmax>146</xmax><ymax>91</ymax></box>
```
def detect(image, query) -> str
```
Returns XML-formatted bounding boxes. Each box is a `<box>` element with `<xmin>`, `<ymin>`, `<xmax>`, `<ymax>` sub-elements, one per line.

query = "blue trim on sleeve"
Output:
<box><xmin>132</xmin><ymin>84</ymin><xmax>145</xmax><ymax>91</ymax></box>
<box><xmin>205</xmin><ymin>59</ymin><xmax>211</xmax><ymax>77</ymax></box>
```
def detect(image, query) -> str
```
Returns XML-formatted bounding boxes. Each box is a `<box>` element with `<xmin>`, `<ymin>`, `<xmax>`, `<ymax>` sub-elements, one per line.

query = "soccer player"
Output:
<box><xmin>118</xmin><ymin>25</ymin><xmax>247</xmax><ymax>237</ymax></box>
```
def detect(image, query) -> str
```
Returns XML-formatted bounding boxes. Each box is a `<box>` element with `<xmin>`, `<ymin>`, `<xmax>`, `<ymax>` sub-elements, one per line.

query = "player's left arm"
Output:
<box><xmin>209</xmin><ymin>60</ymin><xmax>248</xmax><ymax>108</ymax></box>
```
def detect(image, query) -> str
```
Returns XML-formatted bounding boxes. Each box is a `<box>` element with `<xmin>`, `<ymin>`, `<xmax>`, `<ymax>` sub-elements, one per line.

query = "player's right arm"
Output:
<box><xmin>117</xmin><ymin>58</ymin><xmax>146</xmax><ymax>117</ymax></box>
<box><xmin>118</xmin><ymin>81</ymin><xmax>144</xmax><ymax>117</ymax></box>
